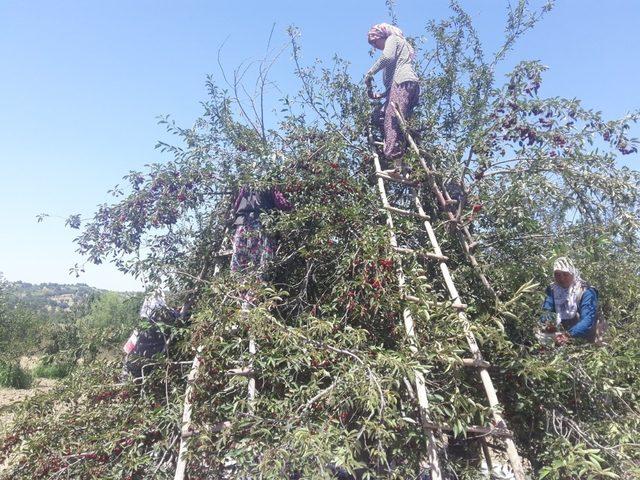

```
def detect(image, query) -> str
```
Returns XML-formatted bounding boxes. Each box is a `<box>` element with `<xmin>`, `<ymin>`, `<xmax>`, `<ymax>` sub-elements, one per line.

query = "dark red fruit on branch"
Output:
<box><xmin>472</xmin><ymin>204</ymin><xmax>483</xmax><ymax>213</ymax></box>
<box><xmin>346</xmin><ymin>300</ymin><xmax>355</xmax><ymax>312</ymax></box>
<box><xmin>620</xmin><ymin>146</ymin><xmax>637</xmax><ymax>155</ymax></box>
<box><xmin>379</xmin><ymin>258</ymin><xmax>393</xmax><ymax>269</ymax></box>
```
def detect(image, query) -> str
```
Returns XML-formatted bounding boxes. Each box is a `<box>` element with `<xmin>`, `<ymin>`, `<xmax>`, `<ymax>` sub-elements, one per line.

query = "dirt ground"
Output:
<box><xmin>0</xmin><ymin>357</ymin><xmax>60</xmax><ymax>476</ymax></box>
<box><xmin>0</xmin><ymin>377</ymin><xmax>57</xmax><ymax>410</ymax></box>
<box><xmin>0</xmin><ymin>356</ymin><xmax>58</xmax><ymax>426</ymax></box>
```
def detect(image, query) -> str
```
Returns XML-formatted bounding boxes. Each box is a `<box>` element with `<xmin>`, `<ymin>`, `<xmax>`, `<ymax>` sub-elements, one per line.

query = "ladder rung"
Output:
<box><xmin>211</xmin><ymin>420</ymin><xmax>232</xmax><ymax>432</ymax></box>
<box><xmin>180</xmin><ymin>420</ymin><xmax>232</xmax><ymax>440</ymax></box>
<box><xmin>375</xmin><ymin>171</ymin><xmax>419</xmax><ymax>186</ymax></box>
<box><xmin>445</xmin><ymin>199</ymin><xmax>458</xmax><ymax>205</ymax></box>
<box><xmin>423</xmin><ymin>421</ymin><xmax>512</xmax><ymax>438</ymax></box>
<box><xmin>393</xmin><ymin>247</ymin><xmax>448</xmax><ymax>262</ymax></box>
<box><xmin>382</xmin><ymin>205</ymin><xmax>430</xmax><ymax>220</ymax></box>
<box><xmin>461</xmin><ymin>358</ymin><xmax>490</xmax><ymax>368</ymax></box>
<box><xmin>425</xmin><ymin>252</ymin><xmax>449</xmax><ymax>261</ymax></box>
<box><xmin>404</xmin><ymin>296</ymin><xmax>465</xmax><ymax>311</ymax></box>
<box><xmin>394</xmin><ymin>246</ymin><xmax>415</xmax><ymax>254</ymax></box>
<box><xmin>214</xmin><ymin>249</ymin><xmax>233</xmax><ymax>257</ymax></box>
<box><xmin>225</xmin><ymin>367</ymin><xmax>254</xmax><ymax>377</ymax></box>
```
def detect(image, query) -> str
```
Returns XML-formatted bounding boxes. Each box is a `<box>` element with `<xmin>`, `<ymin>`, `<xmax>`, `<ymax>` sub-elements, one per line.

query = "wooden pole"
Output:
<box><xmin>370</xmin><ymin>134</ymin><xmax>443</xmax><ymax>480</ymax></box>
<box><xmin>174</xmin><ymin>352</ymin><xmax>201</xmax><ymax>480</ymax></box>
<box><xmin>391</xmin><ymin>103</ymin><xmax>498</xmax><ymax>300</ymax></box>
<box><xmin>387</xmin><ymin>105</ymin><xmax>526</xmax><ymax>480</ymax></box>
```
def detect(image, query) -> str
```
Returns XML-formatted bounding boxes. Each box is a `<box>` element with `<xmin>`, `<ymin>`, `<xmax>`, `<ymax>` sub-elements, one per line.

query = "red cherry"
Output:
<box><xmin>379</xmin><ymin>259</ymin><xmax>393</xmax><ymax>269</ymax></box>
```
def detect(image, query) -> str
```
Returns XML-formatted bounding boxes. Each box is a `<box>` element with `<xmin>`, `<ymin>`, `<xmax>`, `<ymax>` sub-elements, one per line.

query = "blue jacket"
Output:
<box><xmin>542</xmin><ymin>284</ymin><xmax>599</xmax><ymax>338</ymax></box>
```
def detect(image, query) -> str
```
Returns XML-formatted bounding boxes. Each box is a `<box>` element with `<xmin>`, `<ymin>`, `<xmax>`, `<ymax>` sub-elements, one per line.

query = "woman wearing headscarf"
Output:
<box><xmin>365</xmin><ymin>23</ymin><xmax>420</xmax><ymax>172</ymax></box>
<box><xmin>122</xmin><ymin>290</ymin><xmax>180</xmax><ymax>380</ymax></box>
<box><xmin>540</xmin><ymin>257</ymin><xmax>601</xmax><ymax>345</ymax></box>
<box><xmin>230</xmin><ymin>186</ymin><xmax>292</xmax><ymax>281</ymax></box>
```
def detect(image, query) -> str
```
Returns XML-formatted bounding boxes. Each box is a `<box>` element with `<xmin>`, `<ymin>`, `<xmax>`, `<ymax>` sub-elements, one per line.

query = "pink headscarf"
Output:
<box><xmin>367</xmin><ymin>23</ymin><xmax>415</xmax><ymax>59</ymax></box>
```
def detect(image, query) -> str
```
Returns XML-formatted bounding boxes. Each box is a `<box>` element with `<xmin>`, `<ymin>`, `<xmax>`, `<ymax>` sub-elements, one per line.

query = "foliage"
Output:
<box><xmin>75</xmin><ymin>291</ymin><xmax>143</xmax><ymax>359</ymax></box>
<box><xmin>2</xmin><ymin>280</ymin><xmax>102</xmax><ymax>316</ymax></box>
<box><xmin>32</xmin><ymin>357</ymin><xmax>75</xmax><ymax>380</ymax></box>
<box><xmin>0</xmin><ymin>279</ymin><xmax>49</xmax><ymax>362</ymax></box>
<box><xmin>0</xmin><ymin>276</ymin><xmax>141</xmax><ymax>383</ymax></box>
<box><xmin>1</xmin><ymin>1</ymin><xmax>639</xmax><ymax>479</ymax></box>
<box><xmin>0</xmin><ymin>360</ymin><xmax>32</xmax><ymax>390</ymax></box>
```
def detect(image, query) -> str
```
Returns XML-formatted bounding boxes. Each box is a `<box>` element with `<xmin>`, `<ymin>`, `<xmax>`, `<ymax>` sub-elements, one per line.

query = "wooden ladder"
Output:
<box><xmin>174</xmin><ymin>246</ymin><xmax>259</xmax><ymax>480</ymax></box>
<box><xmin>367</xmin><ymin>105</ymin><xmax>527</xmax><ymax>479</ymax></box>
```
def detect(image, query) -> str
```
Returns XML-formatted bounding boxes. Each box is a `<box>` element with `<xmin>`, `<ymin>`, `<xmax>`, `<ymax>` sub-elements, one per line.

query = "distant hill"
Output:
<box><xmin>4</xmin><ymin>281</ymin><xmax>105</xmax><ymax>314</ymax></box>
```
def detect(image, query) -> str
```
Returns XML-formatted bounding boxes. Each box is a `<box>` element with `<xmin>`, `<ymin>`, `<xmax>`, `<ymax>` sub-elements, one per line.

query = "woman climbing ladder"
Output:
<box><xmin>365</xmin><ymin>23</ymin><xmax>420</xmax><ymax>174</ymax></box>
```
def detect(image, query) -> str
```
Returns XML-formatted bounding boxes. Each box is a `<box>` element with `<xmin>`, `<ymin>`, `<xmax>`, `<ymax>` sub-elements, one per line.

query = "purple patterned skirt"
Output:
<box><xmin>382</xmin><ymin>81</ymin><xmax>420</xmax><ymax>160</ymax></box>
<box><xmin>230</xmin><ymin>216</ymin><xmax>275</xmax><ymax>280</ymax></box>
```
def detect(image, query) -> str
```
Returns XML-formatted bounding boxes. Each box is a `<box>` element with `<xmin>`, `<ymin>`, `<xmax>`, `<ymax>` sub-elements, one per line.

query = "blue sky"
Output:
<box><xmin>0</xmin><ymin>0</ymin><xmax>638</xmax><ymax>291</ymax></box>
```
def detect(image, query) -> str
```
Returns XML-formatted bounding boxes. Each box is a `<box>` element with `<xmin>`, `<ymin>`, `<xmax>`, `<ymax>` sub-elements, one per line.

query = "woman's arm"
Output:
<box><xmin>366</xmin><ymin>35</ymin><xmax>399</xmax><ymax>78</ymax></box>
<box><xmin>568</xmin><ymin>288</ymin><xmax>598</xmax><ymax>338</ymax></box>
<box><xmin>540</xmin><ymin>285</ymin><xmax>555</xmax><ymax>323</ymax></box>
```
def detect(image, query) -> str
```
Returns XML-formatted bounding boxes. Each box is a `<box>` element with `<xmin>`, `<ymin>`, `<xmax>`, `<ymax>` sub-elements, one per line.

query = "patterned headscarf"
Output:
<box><xmin>553</xmin><ymin>256</ymin><xmax>579</xmax><ymax>278</ymax></box>
<box><xmin>140</xmin><ymin>290</ymin><xmax>167</xmax><ymax>319</ymax></box>
<box><xmin>551</xmin><ymin>257</ymin><xmax>584</xmax><ymax>320</ymax></box>
<box><xmin>367</xmin><ymin>23</ymin><xmax>415</xmax><ymax>59</ymax></box>
<box><xmin>367</xmin><ymin>23</ymin><xmax>403</xmax><ymax>44</ymax></box>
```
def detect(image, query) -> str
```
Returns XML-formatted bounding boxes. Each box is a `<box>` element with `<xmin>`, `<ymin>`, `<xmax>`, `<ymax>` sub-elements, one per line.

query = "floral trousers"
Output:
<box><xmin>230</xmin><ymin>216</ymin><xmax>275</xmax><ymax>281</ymax></box>
<box><xmin>380</xmin><ymin>81</ymin><xmax>420</xmax><ymax>160</ymax></box>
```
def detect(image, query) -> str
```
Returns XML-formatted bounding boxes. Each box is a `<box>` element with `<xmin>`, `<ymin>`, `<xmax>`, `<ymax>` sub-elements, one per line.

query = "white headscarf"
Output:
<box><xmin>140</xmin><ymin>290</ymin><xmax>167</xmax><ymax>319</ymax></box>
<box><xmin>551</xmin><ymin>257</ymin><xmax>583</xmax><ymax>320</ymax></box>
<box><xmin>367</xmin><ymin>23</ymin><xmax>415</xmax><ymax>60</ymax></box>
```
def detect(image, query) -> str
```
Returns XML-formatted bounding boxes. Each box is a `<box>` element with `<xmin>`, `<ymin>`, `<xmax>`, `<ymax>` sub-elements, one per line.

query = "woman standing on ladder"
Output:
<box><xmin>230</xmin><ymin>185</ymin><xmax>292</xmax><ymax>293</ymax></box>
<box><xmin>365</xmin><ymin>23</ymin><xmax>420</xmax><ymax>175</ymax></box>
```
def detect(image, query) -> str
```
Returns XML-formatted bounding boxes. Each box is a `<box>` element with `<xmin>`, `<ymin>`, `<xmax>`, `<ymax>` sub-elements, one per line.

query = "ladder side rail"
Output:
<box><xmin>390</xmin><ymin>103</ymin><xmax>497</xmax><ymax>299</ymax></box>
<box><xmin>411</xmin><ymin>154</ymin><xmax>527</xmax><ymax>480</ymax></box>
<box><xmin>371</xmin><ymin>139</ymin><xmax>443</xmax><ymax>480</ymax></box>
<box><xmin>371</xmin><ymin>103</ymin><xmax>525</xmax><ymax>479</ymax></box>
<box><xmin>174</xmin><ymin>353</ymin><xmax>202</xmax><ymax>480</ymax></box>
<box><xmin>175</xmin><ymin>251</ymin><xmax>251</xmax><ymax>480</ymax></box>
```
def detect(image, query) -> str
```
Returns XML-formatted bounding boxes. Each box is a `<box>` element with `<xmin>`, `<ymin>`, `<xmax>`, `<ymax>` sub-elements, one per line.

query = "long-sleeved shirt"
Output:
<box><xmin>541</xmin><ymin>284</ymin><xmax>598</xmax><ymax>338</ymax></box>
<box><xmin>124</xmin><ymin>307</ymin><xmax>180</xmax><ymax>358</ymax></box>
<box><xmin>366</xmin><ymin>34</ymin><xmax>419</xmax><ymax>94</ymax></box>
<box><xmin>233</xmin><ymin>187</ymin><xmax>292</xmax><ymax>225</ymax></box>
